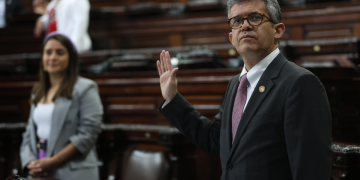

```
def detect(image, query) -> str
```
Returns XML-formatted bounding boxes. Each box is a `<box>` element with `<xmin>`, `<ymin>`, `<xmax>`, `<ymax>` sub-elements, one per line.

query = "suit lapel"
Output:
<box><xmin>228</xmin><ymin>53</ymin><xmax>288</xmax><ymax>159</ymax></box>
<box><xmin>47</xmin><ymin>97</ymin><xmax>72</xmax><ymax>156</ymax></box>
<box><xmin>29</xmin><ymin>104</ymin><xmax>37</xmax><ymax>154</ymax></box>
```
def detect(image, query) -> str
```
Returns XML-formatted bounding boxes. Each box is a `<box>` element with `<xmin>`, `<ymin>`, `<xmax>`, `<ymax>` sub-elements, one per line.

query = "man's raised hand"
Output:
<box><xmin>157</xmin><ymin>50</ymin><xmax>178</xmax><ymax>103</ymax></box>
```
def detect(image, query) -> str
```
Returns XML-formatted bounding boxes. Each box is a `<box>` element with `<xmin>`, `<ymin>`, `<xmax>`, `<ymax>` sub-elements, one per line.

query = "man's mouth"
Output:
<box><xmin>240</xmin><ymin>34</ymin><xmax>254</xmax><ymax>40</ymax></box>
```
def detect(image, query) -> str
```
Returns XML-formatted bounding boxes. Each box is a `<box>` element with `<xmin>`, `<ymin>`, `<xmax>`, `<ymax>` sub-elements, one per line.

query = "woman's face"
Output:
<box><xmin>43</xmin><ymin>39</ymin><xmax>69</xmax><ymax>75</ymax></box>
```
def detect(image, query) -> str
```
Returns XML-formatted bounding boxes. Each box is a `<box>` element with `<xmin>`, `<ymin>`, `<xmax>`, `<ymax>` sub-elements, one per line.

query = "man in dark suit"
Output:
<box><xmin>1</xmin><ymin>0</ymin><xmax>25</xmax><ymax>28</ymax></box>
<box><xmin>156</xmin><ymin>0</ymin><xmax>332</xmax><ymax>179</ymax></box>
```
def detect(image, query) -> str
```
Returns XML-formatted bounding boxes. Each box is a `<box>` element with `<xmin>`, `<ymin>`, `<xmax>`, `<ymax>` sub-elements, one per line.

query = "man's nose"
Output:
<box><xmin>241</xmin><ymin>19</ymin><xmax>253</xmax><ymax>31</ymax></box>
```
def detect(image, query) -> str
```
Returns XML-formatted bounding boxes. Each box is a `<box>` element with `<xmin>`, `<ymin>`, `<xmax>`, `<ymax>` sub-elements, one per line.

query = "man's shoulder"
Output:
<box><xmin>282</xmin><ymin>60</ymin><xmax>315</xmax><ymax>79</ymax></box>
<box><xmin>229</xmin><ymin>73</ymin><xmax>241</xmax><ymax>85</ymax></box>
<box><xmin>278</xmin><ymin>60</ymin><xmax>324</xmax><ymax>90</ymax></box>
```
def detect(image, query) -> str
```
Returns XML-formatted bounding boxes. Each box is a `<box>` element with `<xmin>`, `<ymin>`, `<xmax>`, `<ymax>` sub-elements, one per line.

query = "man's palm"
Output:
<box><xmin>157</xmin><ymin>51</ymin><xmax>178</xmax><ymax>102</ymax></box>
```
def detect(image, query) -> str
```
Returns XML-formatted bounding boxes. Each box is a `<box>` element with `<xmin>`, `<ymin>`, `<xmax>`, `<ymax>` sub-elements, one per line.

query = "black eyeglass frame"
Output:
<box><xmin>227</xmin><ymin>13</ymin><xmax>276</xmax><ymax>29</ymax></box>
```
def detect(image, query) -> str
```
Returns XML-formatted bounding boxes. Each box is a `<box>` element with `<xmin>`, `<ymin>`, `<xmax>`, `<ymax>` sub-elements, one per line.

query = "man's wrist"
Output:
<box><xmin>165</xmin><ymin>91</ymin><xmax>177</xmax><ymax>102</ymax></box>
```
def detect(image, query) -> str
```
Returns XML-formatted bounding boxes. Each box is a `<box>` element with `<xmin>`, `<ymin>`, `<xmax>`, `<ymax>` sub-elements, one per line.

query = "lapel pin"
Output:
<box><xmin>259</xmin><ymin>86</ymin><xmax>265</xmax><ymax>93</ymax></box>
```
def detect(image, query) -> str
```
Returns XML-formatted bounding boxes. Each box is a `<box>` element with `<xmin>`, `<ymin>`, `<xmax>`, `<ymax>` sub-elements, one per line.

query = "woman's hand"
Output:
<box><xmin>27</xmin><ymin>157</ymin><xmax>60</xmax><ymax>176</ymax></box>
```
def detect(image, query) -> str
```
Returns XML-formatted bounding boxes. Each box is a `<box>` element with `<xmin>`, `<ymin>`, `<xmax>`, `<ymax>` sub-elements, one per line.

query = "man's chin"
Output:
<box><xmin>238</xmin><ymin>47</ymin><xmax>258</xmax><ymax>55</ymax></box>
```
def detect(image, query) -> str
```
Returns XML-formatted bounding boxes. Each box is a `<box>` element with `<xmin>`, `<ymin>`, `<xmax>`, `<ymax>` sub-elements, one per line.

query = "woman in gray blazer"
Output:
<box><xmin>20</xmin><ymin>32</ymin><xmax>103</xmax><ymax>180</ymax></box>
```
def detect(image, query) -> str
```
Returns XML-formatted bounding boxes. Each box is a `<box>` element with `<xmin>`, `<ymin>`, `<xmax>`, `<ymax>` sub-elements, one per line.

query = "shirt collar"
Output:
<box><xmin>239</xmin><ymin>48</ymin><xmax>280</xmax><ymax>88</ymax></box>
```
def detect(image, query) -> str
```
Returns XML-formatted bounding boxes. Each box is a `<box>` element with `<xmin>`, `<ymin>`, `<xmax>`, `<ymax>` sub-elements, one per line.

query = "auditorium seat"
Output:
<box><xmin>121</xmin><ymin>144</ymin><xmax>169</xmax><ymax>180</ymax></box>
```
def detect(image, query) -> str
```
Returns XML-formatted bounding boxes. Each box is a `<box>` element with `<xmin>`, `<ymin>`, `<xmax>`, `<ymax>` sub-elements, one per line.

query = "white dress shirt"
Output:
<box><xmin>40</xmin><ymin>0</ymin><xmax>92</xmax><ymax>53</ymax></box>
<box><xmin>0</xmin><ymin>0</ymin><xmax>6</xmax><ymax>28</ymax></box>
<box><xmin>239</xmin><ymin>48</ymin><xmax>280</xmax><ymax>111</ymax></box>
<box><xmin>33</xmin><ymin>103</ymin><xmax>55</xmax><ymax>139</ymax></box>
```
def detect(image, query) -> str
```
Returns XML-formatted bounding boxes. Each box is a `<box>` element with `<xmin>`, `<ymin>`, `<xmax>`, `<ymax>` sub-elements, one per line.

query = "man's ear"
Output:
<box><xmin>229</xmin><ymin>32</ymin><xmax>234</xmax><ymax>46</ymax></box>
<box><xmin>274</xmin><ymin>23</ymin><xmax>285</xmax><ymax>39</ymax></box>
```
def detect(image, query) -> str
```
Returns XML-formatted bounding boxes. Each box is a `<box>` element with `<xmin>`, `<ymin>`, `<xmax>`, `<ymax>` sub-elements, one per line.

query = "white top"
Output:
<box><xmin>0</xmin><ymin>0</ymin><xmax>6</xmax><ymax>28</ymax></box>
<box><xmin>239</xmin><ymin>48</ymin><xmax>280</xmax><ymax>111</ymax></box>
<box><xmin>40</xmin><ymin>0</ymin><xmax>92</xmax><ymax>53</ymax></box>
<box><xmin>33</xmin><ymin>103</ymin><xmax>55</xmax><ymax>139</ymax></box>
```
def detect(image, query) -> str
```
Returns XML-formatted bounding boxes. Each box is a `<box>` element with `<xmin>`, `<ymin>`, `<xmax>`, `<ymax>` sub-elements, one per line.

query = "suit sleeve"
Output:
<box><xmin>284</xmin><ymin>73</ymin><xmax>332</xmax><ymax>180</ymax></box>
<box><xmin>19</xmin><ymin>106</ymin><xmax>36</xmax><ymax>171</ymax></box>
<box><xmin>158</xmin><ymin>77</ymin><xmax>237</xmax><ymax>154</ymax></box>
<box><xmin>69</xmin><ymin>83</ymin><xmax>103</xmax><ymax>155</ymax></box>
<box><xmin>159</xmin><ymin>93</ymin><xmax>222</xmax><ymax>154</ymax></box>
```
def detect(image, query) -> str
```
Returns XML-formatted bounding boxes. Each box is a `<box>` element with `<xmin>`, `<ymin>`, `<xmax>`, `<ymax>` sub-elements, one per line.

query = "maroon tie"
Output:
<box><xmin>232</xmin><ymin>74</ymin><xmax>250</xmax><ymax>143</ymax></box>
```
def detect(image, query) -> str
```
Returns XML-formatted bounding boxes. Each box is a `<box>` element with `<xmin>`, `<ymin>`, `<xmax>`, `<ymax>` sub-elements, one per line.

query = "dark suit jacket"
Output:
<box><xmin>159</xmin><ymin>52</ymin><xmax>332</xmax><ymax>180</ymax></box>
<box><xmin>5</xmin><ymin>0</ymin><xmax>25</xmax><ymax>25</ymax></box>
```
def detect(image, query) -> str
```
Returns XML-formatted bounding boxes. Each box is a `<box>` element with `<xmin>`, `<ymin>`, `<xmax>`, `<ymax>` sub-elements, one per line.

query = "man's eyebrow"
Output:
<box><xmin>231</xmin><ymin>11</ymin><xmax>260</xmax><ymax>18</ymax></box>
<box><xmin>246</xmin><ymin>11</ymin><xmax>260</xmax><ymax>15</ymax></box>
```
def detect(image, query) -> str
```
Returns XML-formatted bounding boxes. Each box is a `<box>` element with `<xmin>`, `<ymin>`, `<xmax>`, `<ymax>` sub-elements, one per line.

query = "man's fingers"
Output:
<box><xmin>162</xmin><ymin>51</ymin><xmax>168</xmax><ymax>72</ymax></box>
<box><xmin>163</xmin><ymin>51</ymin><xmax>169</xmax><ymax>72</ymax></box>
<box><xmin>165</xmin><ymin>51</ymin><xmax>173</xmax><ymax>71</ymax></box>
<box><xmin>158</xmin><ymin>50</ymin><xmax>174</xmax><ymax>76</ymax></box>
<box><xmin>157</xmin><ymin>60</ymin><xmax>162</xmax><ymax>76</ymax></box>
<box><xmin>160</xmin><ymin>51</ymin><xmax>166</xmax><ymax>74</ymax></box>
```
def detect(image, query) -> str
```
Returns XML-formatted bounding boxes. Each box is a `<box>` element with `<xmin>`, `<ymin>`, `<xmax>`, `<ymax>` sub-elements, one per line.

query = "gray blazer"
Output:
<box><xmin>20</xmin><ymin>77</ymin><xmax>103</xmax><ymax>180</ymax></box>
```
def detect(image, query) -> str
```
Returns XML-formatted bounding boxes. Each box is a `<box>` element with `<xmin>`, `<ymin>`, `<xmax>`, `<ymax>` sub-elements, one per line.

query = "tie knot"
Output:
<box><xmin>240</xmin><ymin>74</ymin><xmax>250</xmax><ymax>88</ymax></box>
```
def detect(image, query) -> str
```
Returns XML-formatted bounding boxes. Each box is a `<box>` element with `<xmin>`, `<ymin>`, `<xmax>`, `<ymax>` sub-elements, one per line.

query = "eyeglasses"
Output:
<box><xmin>6</xmin><ymin>175</ymin><xmax>27</xmax><ymax>180</ymax></box>
<box><xmin>227</xmin><ymin>12</ymin><xmax>276</xmax><ymax>29</ymax></box>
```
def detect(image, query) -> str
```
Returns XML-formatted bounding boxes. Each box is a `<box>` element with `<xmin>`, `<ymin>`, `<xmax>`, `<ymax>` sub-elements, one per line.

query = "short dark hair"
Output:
<box><xmin>32</xmin><ymin>34</ymin><xmax>79</xmax><ymax>105</ymax></box>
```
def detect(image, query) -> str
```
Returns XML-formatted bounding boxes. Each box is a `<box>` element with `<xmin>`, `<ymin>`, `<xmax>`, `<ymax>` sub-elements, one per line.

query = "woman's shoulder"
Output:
<box><xmin>77</xmin><ymin>77</ymin><xmax>96</xmax><ymax>85</ymax></box>
<box><xmin>73</xmin><ymin>77</ymin><xmax>98</xmax><ymax>96</ymax></box>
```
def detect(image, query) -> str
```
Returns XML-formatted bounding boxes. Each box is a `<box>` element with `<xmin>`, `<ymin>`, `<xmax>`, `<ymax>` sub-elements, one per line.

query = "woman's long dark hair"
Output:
<box><xmin>31</xmin><ymin>34</ymin><xmax>79</xmax><ymax>105</ymax></box>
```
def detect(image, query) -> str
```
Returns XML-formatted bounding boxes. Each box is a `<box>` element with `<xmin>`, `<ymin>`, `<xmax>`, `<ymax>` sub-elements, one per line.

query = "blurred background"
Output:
<box><xmin>1</xmin><ymin>0</ymin><xmax>360</xmax><ymax>179</ymax></box>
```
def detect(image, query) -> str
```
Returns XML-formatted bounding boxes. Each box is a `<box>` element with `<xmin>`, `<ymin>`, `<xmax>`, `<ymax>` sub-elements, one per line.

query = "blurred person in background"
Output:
<box><xmin>33</xmin><ymin>0</ymin><xmax>50</xmax><ymax>43</ymax></box>
<box><xmin>0</xmin><ymin>0</ymin><xmax>25</xmax><ymax>28</ymax></box>
<box><xmin>34</xmin><ymin>0</ymin><xmax>92</xmax><ymax>53</ymax></box>
<box><xmin>20</xmin><ymin>32</ymin><xmax>102</xmax><ymax>180</ymax></box>
<box><xmin>33</xmin><ymin>0</ymin><xmax>50</xmax><ymax>15</ymax></box>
